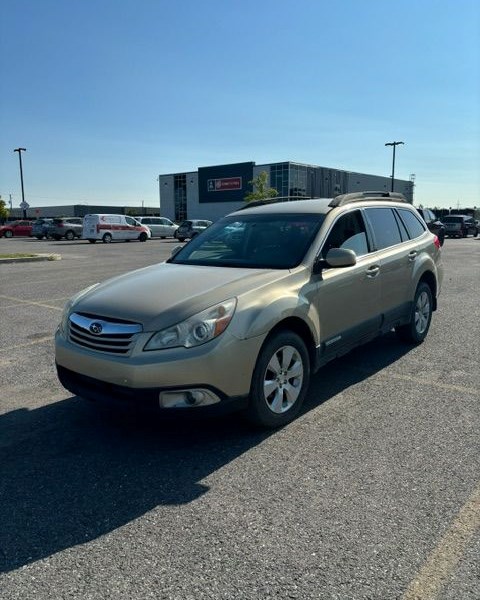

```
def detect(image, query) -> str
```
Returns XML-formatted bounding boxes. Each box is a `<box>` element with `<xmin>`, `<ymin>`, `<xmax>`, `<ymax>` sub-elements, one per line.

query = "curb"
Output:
<box><xmin>0</xmin><ymin>253</ymin><xmax>62</xmax><ymax>264</ymax></box>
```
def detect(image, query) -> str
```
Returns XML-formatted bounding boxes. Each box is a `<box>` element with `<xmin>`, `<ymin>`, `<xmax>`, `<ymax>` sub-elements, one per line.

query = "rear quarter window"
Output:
<box><xmin>397</xmin><ymin>209</ymin><xmax>426</xmax><ymax>239</ymax></box>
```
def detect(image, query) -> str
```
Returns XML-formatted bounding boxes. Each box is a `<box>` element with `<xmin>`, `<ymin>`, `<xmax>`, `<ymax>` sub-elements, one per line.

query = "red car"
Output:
<box><xmin>0</xmin><ymin>220</ymin><xmax>34</xmax><ymax>238</ymax></box>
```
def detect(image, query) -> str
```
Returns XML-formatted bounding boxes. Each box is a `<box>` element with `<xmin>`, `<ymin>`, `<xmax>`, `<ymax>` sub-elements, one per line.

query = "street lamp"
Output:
<box><xmin>13</xmin><ymin>147</ymin><xmax>28</xmax><ymax>218</ymax></box>
<box><xmin>385</xmin><ymin>141</ymin><xmax>404</xmax><ymax>192</ymax></box>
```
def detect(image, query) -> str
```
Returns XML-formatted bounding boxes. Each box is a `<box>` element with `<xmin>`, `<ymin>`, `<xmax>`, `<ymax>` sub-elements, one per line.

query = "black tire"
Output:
<box><xmin>474</xmin><ymin>229</ymin><xmax>478</xmax><ymax>238</ymax></box>
<box><xmin>102</xmin><ymin>233</ymin><xmax>112</xmax><ymax>243</ymax></box>
<box><xmin>36</xmin><ymin>236</ymin><xmax>44</xmax><ymax>240</ymax></box>
<box><xmin>88</xmin><ymin>239</ymin><xmax>96</xmax><ymax>244</ymax></box>
<box><xmin>65</xmin><ymin>230</ymin><xmax>75</xmax><ymax>241</ymax></box>
<box><xmin>53</xmin><ymin>235</ymin><xmax>62</xmax><ymax>241</ymax></box>
<box><xmin>4</xmin><ymin>230</ymin><xmax>13</xmax><ymax>238</ymax></box>
<box><xmin>177</xmin><ymin>237</ymin><xmax>186</xmax><ymax>242</ymax></box>
<box><xmin>396</xmin><ymin>282</ymin><xmax>433</xmax><ymax>344</ymax></box>
<box><xmin>246</xmin><ymin>330</ymin><xmax>310</xmax><ymax>428</ymax></box>
<box><xmin>139</xmin><ymin>232</ymin><xmax>148</xmax><ymax>242</ymax></box>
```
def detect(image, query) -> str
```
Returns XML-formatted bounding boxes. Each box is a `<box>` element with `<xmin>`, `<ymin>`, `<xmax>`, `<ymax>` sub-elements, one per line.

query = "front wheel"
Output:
<box><xmin>246</xmin><ymin>331</ymin><xmax>310</xmax><ymax>428</ymax></box>
<box><xmin>102</xmin><ymin>233</ymin><xmax>112</xmax><ymax>243</ymax></box>
<box><xmin>4</xmin><ymin>230</ymin><xmax>13</xmax><ymax>238</ymax></box>
<box><xmin>396</xmin><ymin>282</ymin><xmax>433</xmax><ymax>344</ymax></box>
<box><xmin>88</xmin><ymin>239</ymin><xmax>96</xmax><ymax>244</ymax></box>
<box><xmin>139</xmin><ymin>232</ymin><xmax>148</xmax><ymax>242</ymax></box>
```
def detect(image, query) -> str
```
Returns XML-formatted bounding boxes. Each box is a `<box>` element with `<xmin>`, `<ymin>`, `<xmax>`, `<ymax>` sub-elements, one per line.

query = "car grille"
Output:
<box><xmin>68</xmin><ymin>312</ymin><xmax>143</xmax><ymax>355</ymax></box>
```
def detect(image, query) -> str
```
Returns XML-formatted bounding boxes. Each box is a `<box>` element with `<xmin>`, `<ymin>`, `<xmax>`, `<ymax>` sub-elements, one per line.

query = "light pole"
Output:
<box><xmin>385</xmin><ymin>141</ymin><xmax>404</xmax><ymax>192</ymax></box>
<box><xmin>14</xmin><ymin>147</ymin><xmax>27</xmax><ymax>218</ymax></box>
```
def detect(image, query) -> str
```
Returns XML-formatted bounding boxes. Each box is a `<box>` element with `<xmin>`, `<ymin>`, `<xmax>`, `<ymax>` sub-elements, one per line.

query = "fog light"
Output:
<box><xmin>159</xmin><ymin>389</ymin><xmax>221</xmax><ymax>408</ymax></box>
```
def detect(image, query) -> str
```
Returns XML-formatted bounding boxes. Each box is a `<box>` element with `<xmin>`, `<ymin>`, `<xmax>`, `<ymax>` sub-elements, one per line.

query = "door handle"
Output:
<box><xmin>366</xmin><ymin>265</ymin><xmax>380</xmax><ymax>278</ymax></box>
<box><xmin>408</xmin><ymin>250</ymin><xmax>418</xmax><ymax>262</ymax></box>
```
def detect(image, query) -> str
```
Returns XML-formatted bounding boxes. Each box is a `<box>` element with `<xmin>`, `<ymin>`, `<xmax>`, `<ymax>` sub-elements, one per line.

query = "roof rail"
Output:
<box><xmin>329</xmin><ymin>191</ymin><xmax>408</xmax><ymax>208</ymax></box>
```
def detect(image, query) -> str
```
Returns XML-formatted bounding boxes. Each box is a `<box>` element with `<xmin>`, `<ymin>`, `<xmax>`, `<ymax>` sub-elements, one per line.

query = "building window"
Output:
<box><xmin>174</xmin><ymin>174</ymin><xmax>187</xmax><ymax>221</ymax></box>
<box><xmin>269</xmin><ymin>163</ymin><xmax>289</xmax><ymax>197</ymax></box>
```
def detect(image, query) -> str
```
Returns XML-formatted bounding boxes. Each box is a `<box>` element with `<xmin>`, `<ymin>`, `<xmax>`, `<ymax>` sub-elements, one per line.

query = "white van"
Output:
<box><xmin>82</xmin><ymin>214</ymin><xmax>151</xmax><ymax>243</ymax></box>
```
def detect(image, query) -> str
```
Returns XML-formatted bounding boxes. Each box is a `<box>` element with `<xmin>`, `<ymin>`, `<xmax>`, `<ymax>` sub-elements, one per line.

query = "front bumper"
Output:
<box><xmin>57</xmin><ymin>364</ymin><xmax>248</xmax><ymax>415</ymax></box>
<box><xmin>55</xmin><ymin>328</ymin><xmax>263</xmax><ymax>413</ymax></box>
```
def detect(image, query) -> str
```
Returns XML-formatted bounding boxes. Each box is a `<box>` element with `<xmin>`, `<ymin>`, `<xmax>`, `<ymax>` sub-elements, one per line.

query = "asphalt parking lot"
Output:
<box><xmin>0</xmin><ymin>235</ymin><xmax>479</xmax><ymax>600</ymax></box>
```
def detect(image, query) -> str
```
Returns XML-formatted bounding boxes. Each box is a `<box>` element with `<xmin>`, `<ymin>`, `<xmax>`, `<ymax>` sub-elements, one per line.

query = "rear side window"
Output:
<box><xmin>364</xmin><ymin>208</ymin><xmax>403</xmax><ymax>250</ymax></box>
<box><xmin>397</xmin><ymin>209</ymin><xmax>426</xmax><ymax>239</ymax></box>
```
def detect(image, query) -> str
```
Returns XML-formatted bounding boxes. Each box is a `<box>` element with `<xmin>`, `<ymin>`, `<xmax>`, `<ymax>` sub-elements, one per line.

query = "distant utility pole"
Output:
<box><xmin>13</xmin><ymin>147</ymin><xmax>28</xmax><ymax>218</ymax></box>
<box><xmin>385</xmin><ymin>141</ymin><xmax>404</xmax><ymax>192</ymax></box>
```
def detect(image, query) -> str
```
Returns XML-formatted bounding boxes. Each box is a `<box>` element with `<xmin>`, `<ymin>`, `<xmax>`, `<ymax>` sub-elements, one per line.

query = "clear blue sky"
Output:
<box><xmin>1</xmin><ymin>0</ymin><xmax>479</xmax><ymax>210</ymax></box>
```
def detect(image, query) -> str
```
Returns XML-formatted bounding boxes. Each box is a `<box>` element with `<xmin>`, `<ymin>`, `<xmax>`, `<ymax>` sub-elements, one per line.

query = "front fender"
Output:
<box><xmin>230</xmin><ymin>290</ymin><xmax>320</xmax><ymax>346</ymax></box>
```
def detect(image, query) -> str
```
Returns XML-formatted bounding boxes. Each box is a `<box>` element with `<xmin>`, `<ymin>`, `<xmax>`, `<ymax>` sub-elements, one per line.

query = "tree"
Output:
<box><xmin>0</xmin><ymin>198</ymin><xmax>10</xmax><ymax>223</ymax></box>
<box><xmin>244</xmin><ymin>171</ymin><xmax>278</xmax><ymax>203</ymax></box>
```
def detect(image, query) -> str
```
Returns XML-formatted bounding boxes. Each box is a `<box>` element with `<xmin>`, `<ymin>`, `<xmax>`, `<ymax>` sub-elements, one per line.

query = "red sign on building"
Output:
<box><xmin>207</xmin><ymin>177</ymin><xmax>242</xmax><ymax>192</ymax></box>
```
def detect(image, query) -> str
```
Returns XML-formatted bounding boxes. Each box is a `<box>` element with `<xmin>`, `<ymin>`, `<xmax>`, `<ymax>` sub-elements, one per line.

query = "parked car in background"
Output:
<box><xmin>174</xmin><ymin>219</ymin><xmax>213</xmax><ymax>242</ymax></box>
<box><xmin>442</xmin><ymin>215</ymin><xmax>478</xmax><ymax>238</ymax></box>
<box><xmin>46</xmin><ymin>217</ymin><xmax>83</xmax><ymax>241</ymax></box>
<box><xmin>416</xmin><ymin>208</ymin><xmax>445</xmax><ymax>246</ymax></box>
<box><xmin>31</xmin><ymin>218</ymin><xmax>54</xmax><ymax>239</ymax></box>
<box><xmin>56</xmin><ymin>191</ymin><xmax>443</xmax><ymax>429</ymax></box>
<box><xmin>135</xmin><ymin>217</ymin><xmax>179</xmax><ymax>239</ymax></box>
<box><xmin>0</xmin><ymin>220</ymin><xmax>34</xmax><ymax>238</ymax></box>
<box><xmin>82</xmin><ymin>214</ymin><xmax>151</xmax><ymax>243</ymax></box>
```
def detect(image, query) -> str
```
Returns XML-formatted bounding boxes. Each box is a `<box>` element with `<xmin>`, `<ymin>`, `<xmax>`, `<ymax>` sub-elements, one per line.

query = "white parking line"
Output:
<box><xmin>353</xmin><ymin>367</ymin><xmax>479</xmax><ymax>396</ymax></box>
<box><xmin>402</xmin><ymin>482</ymin><xmax>480</xmax><ymax>600</ymax></box>
<box><xmin>0</xmin><ymin>336</ymin><xmax>54</xmax><ymax>352</ymax></box>
<box><xmin>0</xmin><ymin>294</ymin><xmax>64</xmax><ymax>311</ymax></box>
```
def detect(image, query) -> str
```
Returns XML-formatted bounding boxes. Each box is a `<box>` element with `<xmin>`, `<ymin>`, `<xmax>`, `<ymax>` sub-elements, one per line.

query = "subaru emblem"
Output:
<box><xmin>89</xmin><ymin>322</ymin><xmax>103</xmax><ymax>335</ymax></box>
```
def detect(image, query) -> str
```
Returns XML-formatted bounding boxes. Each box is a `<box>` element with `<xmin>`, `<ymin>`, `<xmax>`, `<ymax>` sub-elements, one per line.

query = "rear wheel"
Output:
<box><xmin>88</xmin><ymin>239</ymin><xmax>96</xmax><ymax>244</ymax></box>
<box><xmin>102</xmin><ymin>233</ymin><xmax>112</xmax><ymax>243</ymax></box>
<box><xmin>246</xmin><ymin>331</ymin><xmax>310</xmax><ymax>428</ymax></box>
<box><xmin>396</xmin><ymin>282</ymin><xmax>433</xmax><ymax>344</ymax></box>
<box><xmin>65</xmin><ymin>230</ymin><xmax>75</xmax><ymax>241</ymax></box>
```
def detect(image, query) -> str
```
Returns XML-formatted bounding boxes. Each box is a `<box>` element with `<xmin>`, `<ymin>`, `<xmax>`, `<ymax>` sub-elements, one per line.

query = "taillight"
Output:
<box><xmin>433</xmin><ymin>235</ymin><xmax>441</xmax><ymax>249</ymax></box>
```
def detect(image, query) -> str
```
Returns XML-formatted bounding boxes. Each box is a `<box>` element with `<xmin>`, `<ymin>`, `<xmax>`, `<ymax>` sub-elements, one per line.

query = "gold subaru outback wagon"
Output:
<box><xmin>56</xmin><ymin>192</ymin><xmax>443</xmax><ymax>428</ymax></box>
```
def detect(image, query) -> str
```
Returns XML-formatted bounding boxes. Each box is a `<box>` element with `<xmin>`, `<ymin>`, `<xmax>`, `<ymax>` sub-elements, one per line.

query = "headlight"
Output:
<box><xmin>144</xmin><ymin>298</ymin><xmax>237</xmax><ymax>351</ymax></box>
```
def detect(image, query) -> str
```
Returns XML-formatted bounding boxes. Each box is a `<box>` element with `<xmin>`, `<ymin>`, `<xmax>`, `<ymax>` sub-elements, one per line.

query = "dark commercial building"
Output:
<box><xmin>159</xmin><ymin>160</ymin><xmax>414</xmax><ymax>223</ymax></box>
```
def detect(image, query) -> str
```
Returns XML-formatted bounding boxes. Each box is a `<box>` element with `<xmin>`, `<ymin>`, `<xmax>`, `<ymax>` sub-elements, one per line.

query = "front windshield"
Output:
<box><xmin>169</xmin><ymin>213</ymin><xmax>324</xmax><ymax>269</ymax></box>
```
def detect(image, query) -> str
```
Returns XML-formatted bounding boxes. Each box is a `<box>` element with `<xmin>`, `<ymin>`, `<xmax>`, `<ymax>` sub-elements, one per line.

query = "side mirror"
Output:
<box><xmin>313</xmin><ymin>247</ymin><xmax>357</xmax><ymax>274</ymax></box>
<box><xmin>325</xmin><ymin>247</ymin><xmax>357</xmax><ymax>267</ymax></box>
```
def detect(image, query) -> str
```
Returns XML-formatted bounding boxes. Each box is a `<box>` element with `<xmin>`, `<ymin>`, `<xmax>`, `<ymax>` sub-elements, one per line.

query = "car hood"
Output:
<box><xmin>71</xmin><ymin>262</ymin><xmax>288</xmax><ymax>331</ymax></box>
